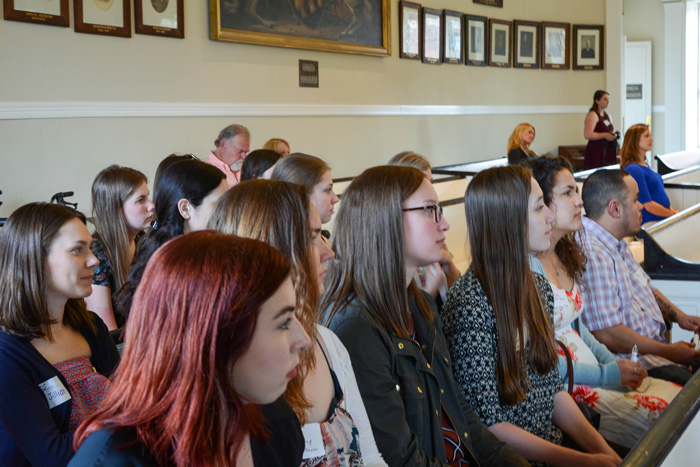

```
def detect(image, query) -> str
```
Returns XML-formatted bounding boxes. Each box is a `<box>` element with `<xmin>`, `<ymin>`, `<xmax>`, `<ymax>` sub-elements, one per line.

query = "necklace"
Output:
<box><xmin>539</xmin><ymin>252</ymin><xmax>561</xmax><ymax>277</ymax></box>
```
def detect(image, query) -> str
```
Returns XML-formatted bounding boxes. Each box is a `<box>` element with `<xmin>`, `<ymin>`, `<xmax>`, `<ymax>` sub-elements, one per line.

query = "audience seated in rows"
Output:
<box><xmin>0</xmin><ymin>203</ymin><xmax>119</xmax><ymax>466</ymax></box>
<box><xmin>209</xmin><ymin>180</ymin><xmax>386</xmax><ymax>466</ymax></box>
<box><xmin>86</xmin><ymin>165</ymin><xmax>154</xmax><ymax>331</ymax></box>
<box><xmin>579</xmin><ymin>169</ymin><xmax>700</xmax><ymax>385</ymax></box>
<box><xmin>441</xmin><ymin>166</ymin><xmax>621</xmax><ymax>466</ymax></box>
<box><xmin>529</xmin><ymin>157</ymin><xmax>681</xmax><ymax>449</ymax></box>
<box><xmin>321</xmin><ymin>166</ymin><xmax>529</xmax><ymax>466</ymax></box>
<box><xmin>263</xmin><ymin>137</ymin><xmax>291</xmax><ymax>156</ymax></box>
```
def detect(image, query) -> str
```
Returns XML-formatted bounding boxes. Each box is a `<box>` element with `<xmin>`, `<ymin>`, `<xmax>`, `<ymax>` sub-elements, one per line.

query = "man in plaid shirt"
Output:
<box><xmin>578</xmin><ymin>169</ymin><xmax>700</xmax><ymax>385</ymax></box>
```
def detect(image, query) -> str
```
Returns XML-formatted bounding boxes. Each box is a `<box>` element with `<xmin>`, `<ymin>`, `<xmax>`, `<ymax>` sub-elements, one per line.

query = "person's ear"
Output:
<box><xmin>177</xmin><ymin>198</ymin><xmax>191</xmax><ymax>220</ymax></box>
<box><xmin>607</xmin><ymin>199</ymin><xmax>621</xmax><ymax>219</ymax></box>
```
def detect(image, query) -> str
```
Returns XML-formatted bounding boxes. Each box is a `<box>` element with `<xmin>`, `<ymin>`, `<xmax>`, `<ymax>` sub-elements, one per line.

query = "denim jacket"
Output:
<box><xmin>324</xmin><ymin>292</ymin><xmax>529</xmax><ymax>467</ymax></box>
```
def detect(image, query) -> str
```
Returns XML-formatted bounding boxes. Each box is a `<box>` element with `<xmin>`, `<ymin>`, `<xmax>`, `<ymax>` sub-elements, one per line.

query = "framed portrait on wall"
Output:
<box><xmin>513</xmin><ymin>20</ymin><xmax>539</xmax><ymax>69</ymax></box>
<box><xmin>74</xmin><ymin>0</ymin><xmax>131</xmax><ymax>37</ymax></box>
<box><xmin>542</xmin><ymin>22</ymin><xmax>569</xmax><ymax>70</ymax></box>
<box><xmin>135</xmin><ymin>0</ymin><xmax>184</xmax><ymax>38</ymax></box>
<box><xmin>442</xmin><ymin>10</ymin><xmax>463</xmax><ymax>65</ymax></box>
<box><xmin>465</xmin><ymin>14</ymin><xmax>487</xmax><ymax>67</ymax></box>
<box><xmin>488</xmin><ymin>18</ymin><xmax>511</xmax><ymax>68</ymax></box>
<box><xmin>473</xmin><ymin>0</ymin><xmax>502</xmax><ymax>7</ymax></box>
<box><xmin>399</xmin><ymin>1</ymin><xmax>421</xmax><ymax>60</ymax></box>
<box><xmin>3</xmin><ymin>0</ymin><xmax>69</xmax><ymax>26</ymax></box>
<box><xmin>573</xmin><ymin>24</ymin><xmax>604</xmax><ymax>70</ymax></box>
<box><xmin>422</xmin><ymin>7</ymin><xmax>442</xmax><ymax>65</ymax></box>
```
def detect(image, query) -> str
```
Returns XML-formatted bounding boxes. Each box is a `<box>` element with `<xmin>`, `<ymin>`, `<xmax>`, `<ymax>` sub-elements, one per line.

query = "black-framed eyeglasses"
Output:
<box><xmin>402</xmin><ymin>204</ymin><xmax>443</xmax><ymax>223</ymax></box>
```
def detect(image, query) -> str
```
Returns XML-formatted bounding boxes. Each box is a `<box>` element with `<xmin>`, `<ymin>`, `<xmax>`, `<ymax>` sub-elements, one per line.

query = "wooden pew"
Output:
<box><xmin>655</xmin><ymin>149</ymin><xmax>700</xmax><ymax>175</ymax></box>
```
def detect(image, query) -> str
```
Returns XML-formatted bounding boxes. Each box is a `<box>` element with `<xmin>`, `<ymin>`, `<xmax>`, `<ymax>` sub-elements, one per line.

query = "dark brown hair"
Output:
<box><xmin>466</xmin><ymin>166</ymin><xmax>558</xmax><ymax>405</ymax></box>
<box><xmin>74</xmin><ymin>231</ymin><xmax>290</xmax><ymax>466</ymax></box>
<box><xmin>0</xmin><ymin>203</ymin><xmax>95</xmax><ymax>340</ymax></box>
<box><xmin>589</xmin><ymin>90</ymin><xmax>609</xmax><ymax>113</ymax></box>
<box><xmin>320</xmin><ymin>166</ymin><xmax>431</xmax><ymax>338</ymax></box>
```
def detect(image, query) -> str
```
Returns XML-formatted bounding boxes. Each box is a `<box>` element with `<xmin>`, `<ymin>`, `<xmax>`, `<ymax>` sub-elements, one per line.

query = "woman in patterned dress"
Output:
<box><xmin>441</xmin><ymin>165</ymin><xmax>621</xmax><ymax>466</ymax></box>
<box><xmin>529</xmin><ymin>156</ymin><xmax>681</xmax><ymax>448</ymax></box>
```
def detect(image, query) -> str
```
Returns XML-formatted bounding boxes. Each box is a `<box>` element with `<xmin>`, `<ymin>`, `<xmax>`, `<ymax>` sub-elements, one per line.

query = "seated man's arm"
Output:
<box><xmin>653</xmin><ymin>288</ymin><xmax>700</xmax><ymax>332</ymax></box>
<box><xmin>592</xmin><ymin>324</ymin><xmax>700</xmax><ymax>366</ymax></box>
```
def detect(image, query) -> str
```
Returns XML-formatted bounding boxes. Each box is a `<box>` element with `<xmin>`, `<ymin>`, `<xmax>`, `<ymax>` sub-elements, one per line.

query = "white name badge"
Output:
<box><xmin>38</xmin><ymin>376</ymin><xmax>71</xmax><ymax>409</ymax></box>
<box><xmin>603</xmin><ymin>120</ymin><xmax>610</xmax><ymax>126</ymax></box>
<box><xmin>301</xmin><ymin>423</ymin><xmax>325</xmax><ymax>459</ymax></box>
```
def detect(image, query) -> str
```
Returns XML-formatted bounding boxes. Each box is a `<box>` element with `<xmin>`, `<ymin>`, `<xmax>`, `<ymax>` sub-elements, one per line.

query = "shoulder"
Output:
<box><xmin>445</xmin><ymin>271</ymin><xmax>487</xmax><ymax>306</ymax></box>
<box><xmin>70</xmin><ymin>428</ymin><xmax>157</xmax><ymax>466</ymax></box>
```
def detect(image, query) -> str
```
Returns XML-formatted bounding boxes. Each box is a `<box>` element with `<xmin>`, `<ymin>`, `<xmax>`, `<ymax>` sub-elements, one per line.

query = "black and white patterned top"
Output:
<box><xmin>440</xmin><ymin>270</ymin><xmax>564</xmax><ymax>449</ymax></box>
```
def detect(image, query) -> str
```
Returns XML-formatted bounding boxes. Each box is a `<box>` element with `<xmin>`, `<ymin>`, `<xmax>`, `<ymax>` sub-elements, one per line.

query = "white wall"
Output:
<box><xmin>0</xmin><ymin>0</ymin><xmax>607</xmax><ymax>216</ymax></box>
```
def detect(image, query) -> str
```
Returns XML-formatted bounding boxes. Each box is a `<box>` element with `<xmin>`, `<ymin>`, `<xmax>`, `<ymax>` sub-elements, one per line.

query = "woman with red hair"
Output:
<box><xmin>70</xmin><ymin>231</ymin><xmax>311</xmax><ymax>466</ymax></box>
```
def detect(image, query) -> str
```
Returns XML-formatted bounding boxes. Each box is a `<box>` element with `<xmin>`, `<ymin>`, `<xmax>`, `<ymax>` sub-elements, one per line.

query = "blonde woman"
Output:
<box><xmin>86</xmin><ymin>165</ymin><xmax>154</xmax><ymax>330</ymax></box>
<box><xmin>263</xmin><ymin>137</ymin><xmax>291</xmax><ymax>156</ymax></box>
<box><xmin>507</xmin><ymin>123</ymin><xmax>537</xmax><ymax>165</ymax></box>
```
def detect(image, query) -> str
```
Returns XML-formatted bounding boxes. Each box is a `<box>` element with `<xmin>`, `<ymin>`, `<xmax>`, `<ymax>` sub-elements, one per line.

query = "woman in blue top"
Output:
<box><xmin>620</xmin><ymin>124</ymin><xmax>679</xmax><ymax>223</ymax></box>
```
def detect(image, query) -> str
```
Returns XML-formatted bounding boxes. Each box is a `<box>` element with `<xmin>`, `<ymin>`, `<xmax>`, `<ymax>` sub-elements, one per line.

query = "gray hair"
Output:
<box><xmin>214</xmin><ymin>124</ymin><xmax>250</xmax><ymax>148</ymax></box>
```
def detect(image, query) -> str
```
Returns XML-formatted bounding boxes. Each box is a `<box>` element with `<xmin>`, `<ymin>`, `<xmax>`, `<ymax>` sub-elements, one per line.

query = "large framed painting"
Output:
<box><xmin>3</xmin><ymin>0</ymin><xmax>69</xmax><ymax>27</ymax></box>
<box><xmin>209</xmin><ymin>0</ymin><xmax>391</xmax><ymax>57</ymax></box>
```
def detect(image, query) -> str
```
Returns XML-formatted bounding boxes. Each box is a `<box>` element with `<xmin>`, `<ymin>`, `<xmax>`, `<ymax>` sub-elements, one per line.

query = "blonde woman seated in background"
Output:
<box><xmin>508</xmin><ymin>123</ymin><xmax>537</xmax><ymax>165</ymax></box>
<box><xmin>529</xmin><ymin>156</ymin><xmax>681</xmax><ymax>449</ymax></box>
<box><xmin>263</xmin><ymin>137</ymin><xmax>291</xmax><ymax>156</ymax></box>
<box><xmin>209</xmin><ymin>180</ymin><xmax>387</xmax><ymax>467</ymax></box>
<box><xmin>86</xmin><ymin>165</ymin><xmax>154</xmax><ymax>330</ymax></box>
<box><xmin>388</xmin><ymin>151</ymin><xmax>461</xmax><ymax>304</ymax></box>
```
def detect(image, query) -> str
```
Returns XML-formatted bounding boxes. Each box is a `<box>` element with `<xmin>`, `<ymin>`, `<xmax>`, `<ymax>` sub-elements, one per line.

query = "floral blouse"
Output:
<box><xmin>90</xmin><ymin>238</ymin><xmax>115</xmax><ymax>292</ymax></box>
<box><xmin>441</xmin><ymin>271</ymin><xmax>564</xmax><ymax>449</ymax></box>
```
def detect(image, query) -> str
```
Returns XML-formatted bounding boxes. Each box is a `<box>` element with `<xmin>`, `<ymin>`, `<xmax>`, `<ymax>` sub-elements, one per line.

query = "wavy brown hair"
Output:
<box><xmin>620</xmin><ymin>124</ymin><xmax>649</xmax><ymax>169</ymax></box>
<box><xmin>466</xmin><ymin>166</ymin><xmax>558</xmax><ymax>405</ymax></box>
<box><xmin>320</xmin><ymin>166</ymin><xmax>431</xmax><ymax>338</ymax></box>
<box><xmin>528</xmin><ymin>157</ymin><xmax>587</xmax><ymax>282</ymax></box>
<box><xmin>74</xmin><ymin>231</ymin><xmax>290</xmax><ymax>466</ymax></box>
<box><xmin>0</xmin><ymin>203</ymin><xmax>95</xmax><ymax>341</ymax></box>
<box><xmin>208</xmin><ymin>179</ymin><xmax>316</xmax><ymax>423</ymax></box>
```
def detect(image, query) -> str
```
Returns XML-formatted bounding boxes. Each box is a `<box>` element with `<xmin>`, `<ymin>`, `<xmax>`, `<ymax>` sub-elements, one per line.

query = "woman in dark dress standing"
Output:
<box><xmin>583</xmin><ymin>90</ymin><xmax>618</xmax><ymax>169</ymax></box>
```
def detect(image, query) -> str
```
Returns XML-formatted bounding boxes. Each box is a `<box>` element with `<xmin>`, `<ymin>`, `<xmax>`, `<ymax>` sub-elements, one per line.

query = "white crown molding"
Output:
<box><xmin>0</xmin><ymin>102</ymin><xmax>591</xmax><ymax>120</ymax></box>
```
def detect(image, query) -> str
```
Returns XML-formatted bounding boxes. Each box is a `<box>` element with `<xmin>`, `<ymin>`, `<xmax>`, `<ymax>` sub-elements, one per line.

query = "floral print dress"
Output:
<box><xmin>552</xmin><ymin>281</ymin><xmax>682</xmax><ymax>448</ymax></box>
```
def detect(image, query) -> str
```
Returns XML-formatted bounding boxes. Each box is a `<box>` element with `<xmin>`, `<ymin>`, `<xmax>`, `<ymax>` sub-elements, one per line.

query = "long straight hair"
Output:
<box><xmin>208</xmin><ymin>179</ymin><xmax>316</xmax><ymax>423</ymax></box>
<box><xmin>620</xmin><ymin>124</ymin><xmax>649</xmax><ymax>169</ymax></box>
<box><xmin>113</xmin><ymin>159</ymin><xmax>225</xmax><ymax>320</ymax></box>
<box><xmin>74</xmin><ymin>232</ymin><xmax>290</xmax><ymax>466</ymax></box>
<box><xmin>0</xmin><ymin>203</ymin><xmax>95</xmax><ymax>340</ymax></box>
<box><xmin>466</xmin><ymin>166</ymin><xmax>557</xmax><ymax>405</ymax></box>
<box><xmin>320</xmin><ymin>166</ymin><xmax>431</xmax><ymax>338</ymax></box>
<box><xmin>91</xmin><ymin>165</ymin><xmax>148</xmax><ymax>290</ymax></box>
<box><xmin>271</xmin><ymin>153</ymin><xmax>330</xmax><ymax>192</ymax></box>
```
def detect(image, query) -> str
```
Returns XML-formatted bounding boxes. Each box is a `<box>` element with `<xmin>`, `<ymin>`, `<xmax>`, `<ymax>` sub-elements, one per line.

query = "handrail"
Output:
<box><xmin>621</xmin><ymin>370</ymin><xmax>700</xmax><ymax>466</ymax></box>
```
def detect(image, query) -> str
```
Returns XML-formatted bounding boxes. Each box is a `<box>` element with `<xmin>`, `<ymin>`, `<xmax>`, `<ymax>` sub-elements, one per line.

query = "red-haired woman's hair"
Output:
<box><xmin>74</xmin><ymin>231</ymin><xmax>292</xmax><ymax>466</ymax></box>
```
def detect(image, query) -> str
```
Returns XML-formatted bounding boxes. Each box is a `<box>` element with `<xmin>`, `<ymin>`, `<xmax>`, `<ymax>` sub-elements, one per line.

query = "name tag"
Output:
<box><xmin>632</xmin><ymin>266</ymin><xmax>648</xmax><ymax>285</ymax></box>
<box><xmin>38</xmin><ymin>376</ymin><xmax>71</xmax><ymax>409</ymax></box>
<box><xmin>603</xmin><ymin>120</ymin><xmax>610</xmax><ymax>126</ymax></box>
<box><xmin>301</xmin><ymin>423</ymin><xmax>325</xmax><ymax>459</ymax></box>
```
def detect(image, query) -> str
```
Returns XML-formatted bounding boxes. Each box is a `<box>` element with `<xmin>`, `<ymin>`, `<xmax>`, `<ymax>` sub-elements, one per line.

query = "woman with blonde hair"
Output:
<box><xmin>86</xmin><ymin>165</ymin><xmax>154</xmax><ymax>330</ymax></box>
<box><xmin>507</xmin><ymin>123</ymin><xmax>537</xmax><ymax>165</ymax></box>
<box><xmin>0</xmin><ymin>203</ymin><xmax>119</xmax><ymax>466</ymax></box>
<box><xmin>620</xmin><ymin>124</ymin><xmax>678</xmax><ymax>223</ymax></box>
<box><xmin>209</xmin><ymin>179</ymin><xmax>386</xmax><ymax>466</ymax></box>
<box><xmin>263</xmin><ymin>137</ymin><xmax>291</xmax><ymax>156</ymax></box>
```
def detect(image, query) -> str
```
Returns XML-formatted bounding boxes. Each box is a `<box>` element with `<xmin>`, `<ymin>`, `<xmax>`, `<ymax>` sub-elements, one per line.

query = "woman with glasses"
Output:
<box><xmin>321</xmin><ymin>166</ymin><xmax>528</xmax><ymax>467</ymax></box>
<box><xmin>441</xmin><ymin>166</ymin><xmax>620</xmax><ymax>466</ymax></box>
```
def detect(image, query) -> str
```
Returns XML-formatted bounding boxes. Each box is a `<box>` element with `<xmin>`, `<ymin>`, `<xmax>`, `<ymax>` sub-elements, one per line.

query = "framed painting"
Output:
<box><xmin>488</xmin><ymin>18</ymin><xmax>511</xmax><ymax>68</ymax></box>
<box><xmin>513</xmin><ymin>20</ymin><xmax>539</xmax><ymax>69</ymax></box>
<box><xmin>442</xmin><ymin>10</ymin><xmax>463</xmax><ymax>64</ymax></box>
<box><xmin>135</xmin><ymin>0</ymin><xmax>184</xmax><ymax>38</ymax></box>
<box><xmin>74</xmin><ymin>0</ymin><xmax>131</xmax><ymax>37</ymax></box>
<box><xmin>3</xmin><ymin>0</ymin><xmax>69</xmax><ymax>27</ymax></box>
<box><xmin>465</xmin><ymin>14</ymin><xmax>487</xmax><ymax>67</ymax></box>
<box><xmin>209</xmin><ymin>0</ymin><xmax>391</xmax><ymax>57</ymax></box>
<box><xmin>399</xmin><ymin>1</ymin><xmax>421</xmax><ymax>60</ymax></box>
<box><xmin>573</xmin><ymin>24</ymin><xmax>604</xmax><ymax>70</ymax></box>
<box><xmin>542</xmin><ymin>21</ymin><xmax>569</xmax><ymax>70</ymax></box>
<box><xmin>421</xmin><ymin>7</ymin><xmax>441</xmax><ymax>65</ymax></box>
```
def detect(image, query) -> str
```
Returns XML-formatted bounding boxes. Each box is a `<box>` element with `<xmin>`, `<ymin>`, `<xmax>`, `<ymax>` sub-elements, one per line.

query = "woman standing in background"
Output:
<box><xmin>584</xmin><ymin>90</ymin><xmax>618</xmax><ymax>169</ymax></box>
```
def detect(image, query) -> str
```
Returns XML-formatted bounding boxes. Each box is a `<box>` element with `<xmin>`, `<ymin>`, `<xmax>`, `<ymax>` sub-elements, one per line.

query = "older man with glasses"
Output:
<box><xmin>205</xmin><ymin>124</ymin><xmax>251</xmax><ymax>187</ymax></box>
